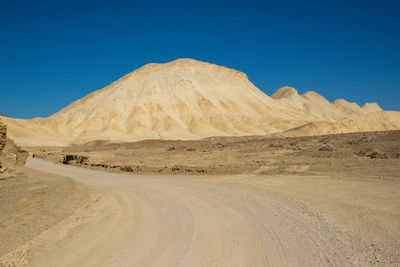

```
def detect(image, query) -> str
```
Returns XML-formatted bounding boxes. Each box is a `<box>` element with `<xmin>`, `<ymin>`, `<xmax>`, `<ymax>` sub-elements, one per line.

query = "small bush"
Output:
<box><xmin>171</xmin><ymin>166</ymin><xmax>180</xmax><ymax>172</ymax></box>
<box><xmin>319</xmin><ymin>145</ymin><xmax>334</xmax><ymax>152</ymax></box>
<box><xmin>61</xmin><ymin>154</ymin><xmax>88</xmax><ymax>164</ymax></box>
<box><xmin>121</xmin><ymin>166</ymin><xmax>134</xmax><ymax>172</ymax></box>
<box><xmin>268</xmin><ymin>143</ymin><xmax>283</xmax><ymax>148</ymax></box>
<box><xmin>216</xmin><ymin>142</ymin><xmax>225</xmax><ymax>148</ymax></box>
<box><xmin>368</xmin><ymin>151</ymin><xmax>389</xmax><ymax>159</ymax></box>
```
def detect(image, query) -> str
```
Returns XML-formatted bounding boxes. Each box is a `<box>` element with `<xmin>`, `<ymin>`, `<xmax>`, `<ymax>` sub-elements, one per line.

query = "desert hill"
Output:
<box><xmin>332</xmin><ymin>99</ymin><xmax>382</xmax><ymax>116</ymax></box>
<box><xmin>44</xmin><ymin>59</ymin><xmax>310</xmax><ymax>141</ymax></box>
<box><xmin>271</xmin><ymin>86</ymin><xmax>382</xmax><ymax>121</ymax></box>
<box><xmin>276</xmin><ymin>111</ymin><xmax>400</xmax><ymax>137</ymax></box>
<box><xmin>1</xmin><ymin>58</ymin><xmax>398</xmax><ymax>146</ymax></box>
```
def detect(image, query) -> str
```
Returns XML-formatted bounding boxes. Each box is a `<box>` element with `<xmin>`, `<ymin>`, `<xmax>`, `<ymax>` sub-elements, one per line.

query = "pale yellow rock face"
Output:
<box><xmin>1</xmin><ymin>58</ymin><xmax>398</xmax><ymax>146</ymax></box>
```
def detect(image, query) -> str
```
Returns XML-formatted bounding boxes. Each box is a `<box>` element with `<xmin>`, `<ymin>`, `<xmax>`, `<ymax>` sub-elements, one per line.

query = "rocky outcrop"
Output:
<box><xmin>0</xmin><ymin>121</ymin><xmax>28</xmax><ymax>178</ymax></box>
<box><xmin>0</xmin><ymin>122</ymin><xmax>6</xmax><ymax>150</ymax></box>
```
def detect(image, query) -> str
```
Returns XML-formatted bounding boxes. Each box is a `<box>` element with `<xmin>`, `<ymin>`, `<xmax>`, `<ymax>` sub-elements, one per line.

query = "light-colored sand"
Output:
<box><xmin>5</xmin><ymin>157</ymin><xmax>397</xmax><ymax>266</ymax></box>
<box><xmin>2</xmin><ymin>59</ymin><xmax>397</xmax><ymax>147</ymax></box>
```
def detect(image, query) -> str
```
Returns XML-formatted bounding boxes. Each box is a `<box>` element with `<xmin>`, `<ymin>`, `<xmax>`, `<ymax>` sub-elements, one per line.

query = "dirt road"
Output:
<box><xmin>22</xmin><ymin>158</ymin><xmax>374</xmax><ymax>266</ymax></box>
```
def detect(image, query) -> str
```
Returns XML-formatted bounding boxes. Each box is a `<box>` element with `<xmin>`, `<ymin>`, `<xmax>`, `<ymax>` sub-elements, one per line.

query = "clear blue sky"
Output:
<box><xmin>1</xmin><ymin>0</ymin><xmax>399</xmax><ymax>119</ymax></box>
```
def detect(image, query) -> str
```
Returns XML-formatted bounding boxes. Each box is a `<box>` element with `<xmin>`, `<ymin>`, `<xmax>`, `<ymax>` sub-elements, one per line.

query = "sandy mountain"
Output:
<box><xmin>0</xmin><ymin>59</ymin><xmax>396</xmax><ymax>146</ymax></box>
<box><xmin>47</xmin><ymin>59</ymin><xmax>320</xmax><ymax>140</ymax></box>
<box><xmin>1</xmin><ymin>59</ymin><xmax>311</xmax><ymax>146</ymax></box>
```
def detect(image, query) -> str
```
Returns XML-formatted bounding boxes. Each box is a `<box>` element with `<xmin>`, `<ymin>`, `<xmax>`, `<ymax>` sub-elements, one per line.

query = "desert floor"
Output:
<box><xmin>0</xmin><ymin>131</ymin><xmax>399</xmax><ymax>266</ymax></box>
<box><xmin>33</xmin><ymin>130</ymin><xmax>400</xmax><ymax>177</ymax></box>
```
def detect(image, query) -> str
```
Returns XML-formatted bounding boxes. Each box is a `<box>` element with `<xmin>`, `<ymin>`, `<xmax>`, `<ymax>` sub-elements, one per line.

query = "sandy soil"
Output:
<box><xmin>0</xmin><ymin>167</ymin><xmax>91</xmax><ymax>266</ymax></box>
<box><xmin>5</xmin><ymin>157</ymin><xmax>397</xmax><ymax>266</ymax></box>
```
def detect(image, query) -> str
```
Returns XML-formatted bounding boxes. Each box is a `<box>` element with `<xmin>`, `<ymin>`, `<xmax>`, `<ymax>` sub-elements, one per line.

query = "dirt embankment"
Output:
<box><xmin>0</xmin><ymin>121</ymin><xmax>28</xmax><ymax>179</ymax></box>
<box><xmin>32</xmin><ymin>130</ymin><xmax>400</xmax><ymax>178</ymax></box>
<box><xmin>0</xmin><ymin>121</ymin><xmax>92</xmax><ymax>266</ymax></box>
<box><xmin>0</xmin><ymin>167</ymin><xmax>92</xmax><ymax>266</ymax></box>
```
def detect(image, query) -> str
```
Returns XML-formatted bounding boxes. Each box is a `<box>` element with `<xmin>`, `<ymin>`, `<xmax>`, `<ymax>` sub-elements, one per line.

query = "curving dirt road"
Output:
<box><xmin>22</xmin><ymin>158</ymin><xmax>371</xmax><ymax>267</ymax></box>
